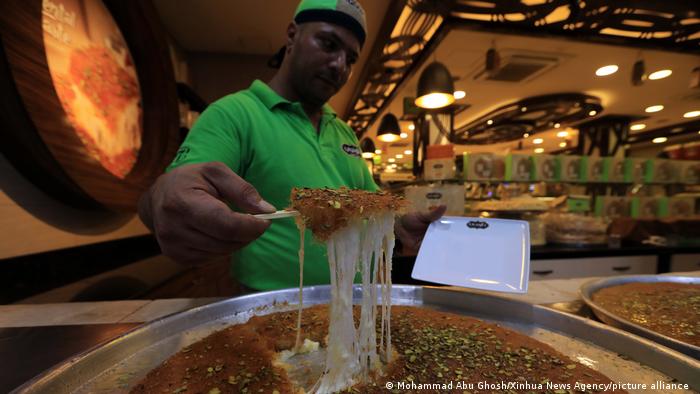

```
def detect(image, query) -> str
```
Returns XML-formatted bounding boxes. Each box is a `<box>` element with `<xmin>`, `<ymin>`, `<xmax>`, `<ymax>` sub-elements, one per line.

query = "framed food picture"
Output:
<box><xmin>0</xmin><ymin>0</ymin><xmax>180</xmax><ymax>211</ymax></box>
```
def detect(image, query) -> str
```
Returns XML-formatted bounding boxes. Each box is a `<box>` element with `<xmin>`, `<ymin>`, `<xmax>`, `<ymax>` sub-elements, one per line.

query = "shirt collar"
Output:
<box><xmin>250</xmin><ymin>79</ymin><xmax>337</xmax><ymax>118</ymax></box>
<box><xmin>250</xmin><ymin>80</ymin><xmax>289</xmax><ymax>110</ymax></box>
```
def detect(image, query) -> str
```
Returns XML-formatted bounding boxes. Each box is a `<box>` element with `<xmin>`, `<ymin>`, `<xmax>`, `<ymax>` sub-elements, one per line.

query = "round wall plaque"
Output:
<box><xmin>0</xmin><ymin>0</ymin><xmax>180</xmax><ymax>211</ymax></box>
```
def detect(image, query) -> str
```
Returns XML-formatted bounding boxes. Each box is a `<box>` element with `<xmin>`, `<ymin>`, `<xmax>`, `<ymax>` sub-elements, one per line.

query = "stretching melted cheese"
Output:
<box><xmin>290</xmin><ymin>188</ymin><xmax>404</xmax><ymax>393</ymax></box>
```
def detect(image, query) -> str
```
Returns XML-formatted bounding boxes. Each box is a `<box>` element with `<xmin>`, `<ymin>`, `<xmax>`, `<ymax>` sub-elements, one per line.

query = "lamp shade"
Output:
<box><xmin>360</xmin><ymin>138</ymin><xmax>376</xmax><ymax>158</ymax></box>
<box><xmin>377</xmin><ymin>113</ymin><xmax>401</xmax><ymax>142</ymax></box>
<box><xmin>415</xmin><ymin>61</ymin><xmax>455</xmax><ymax>109</ymax></box>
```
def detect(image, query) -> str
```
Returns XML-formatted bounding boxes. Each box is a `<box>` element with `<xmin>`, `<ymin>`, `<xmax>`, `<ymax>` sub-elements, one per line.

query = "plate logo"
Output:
<box><xmin>467</xmin><ymin>220</ymin><xmax>489</xmax><ymax>229</ymax></box>
<box><xmin>341</xmin><ymin>144</ymin><xmax>361</xmax><ymax>157</ymax></box>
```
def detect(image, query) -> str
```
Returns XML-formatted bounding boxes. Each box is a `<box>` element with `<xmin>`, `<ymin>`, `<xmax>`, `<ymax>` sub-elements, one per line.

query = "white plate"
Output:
<box><xmin>411</xmin><ymin>216</ymin><xmax>530</xmax><ymax>293</ymax></box>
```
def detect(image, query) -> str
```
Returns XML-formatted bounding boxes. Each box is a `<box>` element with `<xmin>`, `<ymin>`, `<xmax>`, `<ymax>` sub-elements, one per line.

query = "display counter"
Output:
<box><xmin>393</xmin><ymin>245</ymin><xmax>700</xmax><ymax>285</ymax></box>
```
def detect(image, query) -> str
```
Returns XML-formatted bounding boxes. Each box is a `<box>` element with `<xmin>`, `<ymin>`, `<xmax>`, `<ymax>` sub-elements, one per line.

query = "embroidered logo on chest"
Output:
<box><xmin>341</xmin><ymin>144</ymin><xmax>361</xmax><ymax>157</ymax></box>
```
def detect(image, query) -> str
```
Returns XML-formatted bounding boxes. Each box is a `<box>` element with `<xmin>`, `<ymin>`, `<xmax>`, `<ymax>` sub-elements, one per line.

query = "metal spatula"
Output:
<box><xmin>254</xmin><ymin>210</ymin><xmax>300</xmax><ymax>220</ymax></box>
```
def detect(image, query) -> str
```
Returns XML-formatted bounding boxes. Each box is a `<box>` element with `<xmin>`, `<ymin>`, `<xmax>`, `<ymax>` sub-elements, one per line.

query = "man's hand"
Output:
<box><xmin>394</xmin><ymin>205</ymin><xmax>447</xmax><ymax>256</ymax></box>
<box><xmin>138</xmin><ymin>162</ymin><xmax>276</xmax><ymax>264</ymax></box>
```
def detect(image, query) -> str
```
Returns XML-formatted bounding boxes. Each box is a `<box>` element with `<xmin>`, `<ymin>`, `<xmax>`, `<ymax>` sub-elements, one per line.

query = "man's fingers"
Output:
<box><xmin>401</xmin><ymin>204</ymin><xmax>447</xmax><ymax>231</ymax></box>
<box><xmin>188</xmin><ymin>196</ymin><xmax>271</xmax><ymax>243</ymax></box>
<box><xmin>424</xmin><ymin>204</ymin><xmax>447</xmax><ymax>222</ymax></box>
<box><xmin>200</xmin><ymin>162</ymin><xmax>276</xmax><ymax>214</ymax></box>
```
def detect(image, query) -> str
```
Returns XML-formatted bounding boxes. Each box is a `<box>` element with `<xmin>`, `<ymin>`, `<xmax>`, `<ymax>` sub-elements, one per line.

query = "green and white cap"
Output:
<box><xmin>268</xmin><ymin>0</ymin><xmax>367</xmax><ymax>68</ymax></box>
<box><xmin>293</xmin><ymin>0</ymin><xmax>367</xmax><ymax>47</ymax></box>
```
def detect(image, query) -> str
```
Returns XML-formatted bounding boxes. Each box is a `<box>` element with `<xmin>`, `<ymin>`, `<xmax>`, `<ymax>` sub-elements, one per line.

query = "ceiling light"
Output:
<box><xmin>632</xmin><ymin>59</ymin><xmax>645</xmax><ymax>86</ymax></box>
<box><xmin>487</xmin><ymin>119</ymin><xmax>493</xmax><ymax>125</ymax></box>
<box><xmin>388</xmin><ymin>158</ymin><xmax>396</xmax><ymax>163</ymax></box>
<box><xmin>533</xmin><ymin>138</ymin><xmax>544</xmax><ymax>144</ymax></box>
<box><xmin>534</xmin><ymin>148</ymin><xmax>544</xmax><ymax>153</ymax></box>
<box><xmin>595</xmin><ymin>65</ymin><xmax>618</xmax><ymax>76</ymax></box>
<box><xmin>453</xmin><ymin>90</ymin><xmax>466</xmax><ymax>99</ymax></box>
<box><xmin>374</xmin><ymin>149</ymin><xmax>382</xmax><ymax>154</ymax></box>
<box><xmin>404</xmin><ymin>150</ymin><xmax>412</xmax><ymax>155</ymax></box>
<box><xmin>559</xmin><ymin>142</ymin><xmax>567</xmax><ymax>148</ymax></box>
<box><xmin>523</xmin><ymin>133</ymin><xmax>529</xmax><ymax>138</ymax></box>
<box><xmin>588</xmin><ymin>110</ymin><xmax>597</xmax><ymax>116</ymax></box>
<box><xmin>486</xmin><ymin>46</ymin><xmax>500</xmax><ymax>77</ymax></box>
<box><xmin>377</xmin><ymin>113</ymin><xmax>401</xmax><ymax>142</ymax></box>
<box><xmin>395</xmin><ymin>154</ymin><xmax>404</xmax><ymax>159</ymax></box>
<box><xmin>554</xmin><ymin>123</ymin><xmax>561</xmax><ymax>128</ymax></box>
<box><xmin>400</xmin><ymin>132</ymin><xmax>408</xmax><ymax>138</ymax></box>
<box><xmin>683</xmin><ymin>110</ymin><xmax>700</xmax><ymax>118</ymax></box>
<box><xmin>652</xmin><ymin>137</ymin><xmax>667</xmax><ymax>144</ymax></box>
<box><xmin>360</xmin><ymin>138</ymin><xmax>376</xmax><ymax>159</ymax></box>
<box><xmin>415</xmin><ymin>62</ymin><xmax>455</xmax><ymax>109</ymax></box>
<box><xmin>645</xmin><ymin>105</ymin><xmax>664</xmax><ymax>113</ymax></box>
<box><xmin>521</xmin><ymin>106</ymin><xmax>527</xmax><ymax>112</ymax></box>
<box><xmin>556</xmin><ymin>131</ymin><xmax>569</xmax><ymax>138</ymax></box>
<box><xmin>648</xmin><ymin>69</ymin><xmax>672</xmax><ymax>80</ymax></box>
<box><xmin>630</xmin><ymin>123</ymin><xmax>646</xmax><ymax>131</ymax></box>
<box><xmin>408</xmin><ymin>124</ymin><xmax>415</xmax><ymax>131</ymax></box>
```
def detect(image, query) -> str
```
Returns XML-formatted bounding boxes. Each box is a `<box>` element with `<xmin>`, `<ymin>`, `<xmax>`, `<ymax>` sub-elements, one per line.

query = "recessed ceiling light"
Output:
<box><xmin>652</xmin><ymin>137</ymin><xmax>667</xmax><ymax>144</ymax></box>
<box><xmin>533</xmin><ymin>138</ymin><xmax>544</xmax><ymax>144</ymax></box>
<box><xmin>395</xmin><ymin>154</ymin><xmax>404</xmax><ymax>159</ymax></box>
<box><xmin>408</xmin><ymin>124</ymin><xmax>415</xmax><ymax>131</ymax></box>
<box><xmin>684</xmin><ymin>110</ymin><xmax>700</xmax><ymax>118</ymax></box>
<box><xmin>388</xmin><ymin>158</ymin><xmax>396</xmax><ymax>163</ymax></box>
<box><xmin>595</xmin><ymin>65</ymin><xmax>618</xmax><ymax>76</ymax></box>
<box><xmin>556</xmin><ymin>131</ymin><xmax>569</xmax><ymax>138</ymax></box>
<box><xmin>648</xmin><ymin>69</ymin><xmax>672</xmax><ymax>80</ymax></box>
<box><xmin>559</xmin><ymin>142</ymin><xmax>567</xmax><ymax>148</ymax></box>
<box><xmin>404</xmin><ymin>150</ymin><xmax>412</xmax><ymax>155</ymax></box>
<box><xmin>523</xmin><ymin>133</ymin><xmax>530</xmax><ymax>138</ymax></box>
<box><xmin>588</xmin><ymin>110</ymin><xmax>597</xmax><ymax>116</ymax></box>
<box><xmin>400</xmin><ymin>132</ymin><xmax>408</xmax><ymax>138</ymax></box>
<box><xmin>554</xmin><ymin>123</ymin><xmax>561</xmax><ymax>128</ymax></box>
<box><xmin>645</xmin><ymin>105</ymin><xmax>664</xmax><ymax>113</ymax></box>
<box><xmin>534</xmin><ymin>148</ymin><xmax>544</xmax><ymax>153</ymax></box>
<box><xmin>374</xmin><ymin>149</ymin><xmax>382</xmax><ymax>154</ymax></box>
<box><xmin>453</xmin><ymin>90</ymin><xmax>466</xmax><ymax>99</ymax></box>
<box><xmin>630</xmin><ymin>123</ymin><xmax>646</xmax><ymax>131</ymax></box>
<box><xmin>521</xmin><ymin>107</ymin><xmax>527</xmax><ymax>112</ymax></box>
<box><xmin>487</xmin><ymin>119</ymin><xmax>493</xmax><ymax>125</ymax></box>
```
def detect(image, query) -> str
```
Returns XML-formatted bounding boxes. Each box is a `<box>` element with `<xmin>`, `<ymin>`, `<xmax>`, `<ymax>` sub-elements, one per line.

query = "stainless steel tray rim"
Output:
<box><xmin>13</xmin><ymin>284</ymin><xmax>700</xmax><ymax>393</ymax></box>
<box><xmin>580</xmin><ymin>275</ymin><xmax>700</xmax><ymax>359</ymax></box>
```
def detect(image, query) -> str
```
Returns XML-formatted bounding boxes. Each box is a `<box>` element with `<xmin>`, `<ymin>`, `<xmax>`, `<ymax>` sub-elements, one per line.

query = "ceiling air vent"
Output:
<box><xmin>471</xmin><ymin>52</ymin><xmax>560</xmax><ymax>83</ymax></box>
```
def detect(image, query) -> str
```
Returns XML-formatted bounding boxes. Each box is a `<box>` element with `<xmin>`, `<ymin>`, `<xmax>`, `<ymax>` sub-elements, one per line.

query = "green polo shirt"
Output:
<box><xmin>167</xmin><ymin>80</ymin><xmax>378</xmax><ymax>290</ymax></box>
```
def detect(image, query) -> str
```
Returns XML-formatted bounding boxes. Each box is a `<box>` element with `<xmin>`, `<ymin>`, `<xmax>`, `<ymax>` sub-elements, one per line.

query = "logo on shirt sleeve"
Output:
<box><xmin>341</xmin><ymin>144</ymin><xmax>361</xmax><ymax>157</ymax></box>
<box><xmin>173</xmin><ymin>146</ymin><xmax>190</xmax><ymax>163</ymax></box>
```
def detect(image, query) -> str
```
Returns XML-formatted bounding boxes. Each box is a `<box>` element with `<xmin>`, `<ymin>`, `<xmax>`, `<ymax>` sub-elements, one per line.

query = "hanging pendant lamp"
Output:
<box><xmin>415</xmin><ymin>61</ymin><xmax>455</xmax><ymax>109</ymax></box>
<box><xmin>377</xmin><ymin>113</ymin><xmax>401</xmax><ymax>142</ymax></box>
<box><xmin>360</xmin><ymin>138</ymin><xmax>376</xmax><ymax>158</ymax></box>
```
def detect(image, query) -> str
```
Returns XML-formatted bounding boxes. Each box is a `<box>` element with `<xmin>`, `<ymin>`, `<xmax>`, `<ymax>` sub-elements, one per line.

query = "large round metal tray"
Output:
<box><xmin>580</xmin><ymin>275</ymin><xmax>700</xmax><ymax>359</ymax></box>
<box><xmin>13</xmin><ymin>285</ymin><xmax>700</xmax><ymax>393</ymax></box>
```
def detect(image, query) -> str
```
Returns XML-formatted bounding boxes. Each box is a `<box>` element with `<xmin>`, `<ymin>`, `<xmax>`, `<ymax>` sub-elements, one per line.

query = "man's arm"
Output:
<box><xmin>138</xmin><ymin>162</ymin><xmax>275</xmax><ymax>264</ymax></box>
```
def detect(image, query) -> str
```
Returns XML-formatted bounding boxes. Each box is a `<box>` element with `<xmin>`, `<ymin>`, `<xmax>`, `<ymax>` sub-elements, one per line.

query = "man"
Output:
<box><xmin>138</xmin><ymin>0</ymin><xmax>445</xmax><ymax>291</ymax></box>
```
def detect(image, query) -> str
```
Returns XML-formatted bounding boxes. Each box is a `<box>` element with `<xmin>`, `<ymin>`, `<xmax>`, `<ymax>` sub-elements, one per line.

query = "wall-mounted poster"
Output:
<box><xmin>0</xmin><ymin>0</ymin><xmax>179</xmax><ymax>211</ymax></box>
<box><xmin>42</xmin><ymin>0</ymin><xmax>142</xmax><ymax>179</ymax></box>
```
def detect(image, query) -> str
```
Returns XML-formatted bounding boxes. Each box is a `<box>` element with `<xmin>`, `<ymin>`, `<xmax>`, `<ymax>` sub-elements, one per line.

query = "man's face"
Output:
<box><xmin>287</xmin><ymin>22</ymin><xmax>360</xmax><ymax>106</ymax></box>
